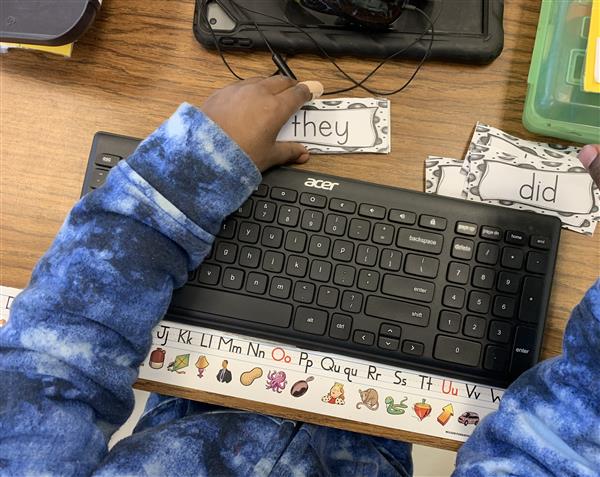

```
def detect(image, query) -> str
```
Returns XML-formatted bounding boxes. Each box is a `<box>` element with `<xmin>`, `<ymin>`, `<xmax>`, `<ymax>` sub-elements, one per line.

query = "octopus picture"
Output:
<box><xmin>265</xmin><ymin>370</ymin><xmax>287</xmax><ymax>393</ymax></box>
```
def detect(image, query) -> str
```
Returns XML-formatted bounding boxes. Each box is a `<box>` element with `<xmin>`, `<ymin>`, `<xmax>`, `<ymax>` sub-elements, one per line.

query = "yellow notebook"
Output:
<box><xmin>583</xmin><ymin>0</ymin><xmax>600</xmax><ymax>93</ymax></box>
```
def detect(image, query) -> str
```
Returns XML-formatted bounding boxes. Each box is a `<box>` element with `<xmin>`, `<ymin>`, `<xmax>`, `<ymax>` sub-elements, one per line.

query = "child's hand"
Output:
<box><xmin>578</xmin><ymin>145</ymin><xmax>600</xmax><ymax>188</ymax></box>
<box><xmin>201</xmin><ymin>77</ymin><xmax>323</xmax><ymax>172</ymax></box>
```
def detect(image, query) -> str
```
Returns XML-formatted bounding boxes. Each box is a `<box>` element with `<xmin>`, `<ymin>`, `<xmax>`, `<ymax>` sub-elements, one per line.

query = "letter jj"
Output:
<box><xmin>305</xmin><ymin>177</ymin><xmax>339</xmax><ymax>191</ymax></box>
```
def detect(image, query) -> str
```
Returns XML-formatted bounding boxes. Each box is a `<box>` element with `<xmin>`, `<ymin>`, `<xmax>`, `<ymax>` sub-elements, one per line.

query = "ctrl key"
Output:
<box><xmin>329</xmin><ymin>314</ymin><xmax>352</xmax><ymax>340</ymax></box>
<box><xmin>510</xmin><ymin>326</ymin><xmax>537</xmax><ymax>377</ymax></box>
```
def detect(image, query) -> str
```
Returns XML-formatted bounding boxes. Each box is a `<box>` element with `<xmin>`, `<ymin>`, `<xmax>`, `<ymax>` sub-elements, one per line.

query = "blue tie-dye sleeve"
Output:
<box><xmin>453</xmin><ymin>280</ymin><xmax>600</xmax><ymax>477</ymax></box>
<box><xmin>0</xmin><ymin>103</ymin><xmax>261</xmax><ymax>475</ymax></box>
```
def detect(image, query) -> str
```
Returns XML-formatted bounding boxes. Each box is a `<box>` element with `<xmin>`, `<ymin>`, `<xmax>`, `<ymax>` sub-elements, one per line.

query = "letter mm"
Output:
<box><xmin>305</xmin><ymin>177</ymin><xmax>340</xmax><ymax>191</ymax></box>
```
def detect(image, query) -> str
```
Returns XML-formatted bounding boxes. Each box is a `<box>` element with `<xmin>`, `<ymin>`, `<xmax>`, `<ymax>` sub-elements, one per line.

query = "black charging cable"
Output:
<box><xmin>201</xmin><ymin>0</ymin><xmax>436</xmax><ymax>96</ymax></box>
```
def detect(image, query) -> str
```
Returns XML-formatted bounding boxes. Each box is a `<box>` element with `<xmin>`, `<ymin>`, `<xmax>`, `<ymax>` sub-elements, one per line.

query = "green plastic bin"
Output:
<box><xmin>524</xmin><ymin>0</ymin><xmax>600</xmax><ymax>144</ymax></box>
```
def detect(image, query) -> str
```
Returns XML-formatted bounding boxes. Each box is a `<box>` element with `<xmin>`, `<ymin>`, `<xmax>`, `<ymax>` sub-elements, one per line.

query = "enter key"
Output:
<box><xmin>510</xmin><ymin>326</ymin><xmax>538</xmax><ymax>377</ymax></box>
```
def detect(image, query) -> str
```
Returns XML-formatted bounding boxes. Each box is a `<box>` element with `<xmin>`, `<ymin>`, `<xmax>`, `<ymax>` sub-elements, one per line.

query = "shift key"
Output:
<box><xmin>366</xmin><ymin>296</ymin><xmax>430</xmax><ymax>327</ymax></box>
<box><xmin>382</xmin><ymin>275</ymin><xmax>435</xmax><ymax>302</ymax></box>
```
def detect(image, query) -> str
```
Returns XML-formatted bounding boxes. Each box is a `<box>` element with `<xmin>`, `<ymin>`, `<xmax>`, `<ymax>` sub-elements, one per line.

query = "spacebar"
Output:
<box><xmin>170</xmin><ymin>287</ymin><xmax>292</xmax><ymax>328</ymax></box>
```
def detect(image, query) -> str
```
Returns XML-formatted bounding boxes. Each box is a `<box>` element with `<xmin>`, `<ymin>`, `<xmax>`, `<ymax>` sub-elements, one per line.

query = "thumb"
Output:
<box><xmin>270</xmin><ymin>142</ymin><xmax>310</xmax><ymax>166</ymax></box>
<box><xmin>578</xmin><ymin>144</ymin><xmax>600</xmax><ymax>189</ymax></box>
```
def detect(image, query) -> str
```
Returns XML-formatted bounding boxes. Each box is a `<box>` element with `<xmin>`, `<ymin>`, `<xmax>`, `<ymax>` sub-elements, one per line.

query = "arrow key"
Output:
<box><xmin>402</xmin><ymin>340</ymin><xmax>424</xmax><ymax>356</ymax></box>
<box><xmin>353</xmin><ymin>330</ymin><xmax>375</xmax><ymax>346</ymax></box>
<box><xmin>380</xmin><ymin>323</ymin><xmax>401</xmax><ymax>338</ymax></box>
<box><xmin>378</xmin><ymin>336</ymin><xmax>399</xmax><ymax>351</ymax></box>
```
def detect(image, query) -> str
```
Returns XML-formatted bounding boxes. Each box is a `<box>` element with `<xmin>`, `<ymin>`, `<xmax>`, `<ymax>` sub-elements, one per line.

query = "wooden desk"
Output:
<box><xmin>1</xmin><ymin>0</ymin><xmax>598</xmax><ymax>451</ymax></box>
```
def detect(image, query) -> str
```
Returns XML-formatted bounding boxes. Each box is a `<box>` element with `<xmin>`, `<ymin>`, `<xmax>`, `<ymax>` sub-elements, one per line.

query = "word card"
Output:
<box><xmin>2</xmin><ymin>285</ymin><xmax>502</xmax><ymax>444</ymax></box>
<box><xmin>277</xmin><ymin>98</ymin><xmax>391</xmax><ymax>154</ymax></box>
<box><xmin>425</xmin><ymin>124</ymin><xmax>599</xmax><ymax>235</ymax></box>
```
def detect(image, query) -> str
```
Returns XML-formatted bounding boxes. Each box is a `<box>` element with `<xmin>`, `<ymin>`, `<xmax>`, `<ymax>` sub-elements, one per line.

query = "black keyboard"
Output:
<box><xmin>83</xmin><ymin>132</ymin><xmax>561</xmax><ymax>388</ymax></box>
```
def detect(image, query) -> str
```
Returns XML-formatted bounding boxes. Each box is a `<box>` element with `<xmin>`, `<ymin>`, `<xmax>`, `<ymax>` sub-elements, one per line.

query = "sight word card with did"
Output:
<box><xmin>277</xmin><ymin>98</ymin><xmax>391</xmax><ymax>154</ymax></box>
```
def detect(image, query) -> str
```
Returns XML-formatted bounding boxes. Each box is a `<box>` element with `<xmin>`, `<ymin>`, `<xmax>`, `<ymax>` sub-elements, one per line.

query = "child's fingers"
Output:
<box><xmin>270</xmin><ymin>142</ymin><xmax>309</xmax><ymax>168</ymax></box>
<box><xmin>275</xmin><ymin>81</ymin><xmax>323</xmax><ymax>123</ymax></box>
<box><xmin>578</xmin><ymin>145</ymin><xmax>600</xmax><ymax>188</ymax></box>
<box><xmin>259</xmin><ymin>75</ymin><xmax>297</xmax><ymax>94</ymax></box>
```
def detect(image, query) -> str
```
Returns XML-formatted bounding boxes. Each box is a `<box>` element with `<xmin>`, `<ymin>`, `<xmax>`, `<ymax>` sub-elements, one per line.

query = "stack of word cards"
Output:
<box><xmin>425</xmin><ymin>123</ymin><xmax>599</xmax><ymax>235</ymax></box>
<box><xmin>1</xmin><ymin>285</ymin><xmax>501</xmax><ymax>444</ymax></box>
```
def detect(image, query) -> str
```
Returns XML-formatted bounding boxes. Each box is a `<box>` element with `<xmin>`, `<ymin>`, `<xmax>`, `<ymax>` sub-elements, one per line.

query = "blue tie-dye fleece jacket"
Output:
<box><xmin>0</xmin><ymin>103</ymin><xmax>598</xmax><ymax>477</ymax></box>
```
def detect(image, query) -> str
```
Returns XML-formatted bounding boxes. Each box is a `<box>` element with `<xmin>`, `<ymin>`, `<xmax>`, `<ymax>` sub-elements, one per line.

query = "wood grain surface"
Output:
<box><xmin>1</xmin><ymin>0</ymin><xmax>598</xmax><ymax>451</ymax></box>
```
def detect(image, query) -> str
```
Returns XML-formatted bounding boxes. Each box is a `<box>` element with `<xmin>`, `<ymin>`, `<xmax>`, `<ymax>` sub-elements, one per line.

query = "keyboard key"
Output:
<box><xmin>330</xmin><ymin>314</ymin><xmax>352</xmax><ymax>340</ymax></box>
<box><xmin>334</xmin><ymin>264</ymin><xmax>355</xmax><ymax>287</ymax></box>
<box><xmin>497</xmin><ymin>272</ymin><xmax>520</xmax><ymax>294</ymax></box>
<box><xmin>472</xmin><ymin>266</ymin><xmax>495</xmax><ymax>289</ymax></box>
<box><xmin>286</xmin><ymin>255</ymin><xmax>308</xmax><ymax>277</ymax></box>
<box><xmin>301</xmin><ymin>209</ymin><xmax>323</xmax><ymax>232</ymax></box>
<box><xmin>501</xmin><ymin>247</ymin><xmax>524</xmax><ymax>269</ymax></box>
<box><xmin>348</xmin><ymin>219</ymin><xmax>371</xmax><ymax>240</ymax></box>
<box><xmin>443</xmin><ymin>286</ymin><xmax>465</xmax><ymax>308</ymax></box>
<box><xmin>380</xmin><ymin>323</ymin><xmax>401</xmax><ymax>338</ymax></box>
<box><xmin>420</xmin><ymin>215</ymin><xmax>447</xmax><ymax>230</ymax></box>
<box><xmin>372</xmin><ymin>223</ymin><xmax>395</xmax><ymax>245</ymax></box>
<box><xmin>239</xmin><ymin>246</ymin><xmax>261</xmax><ymax>268</ymax></box>
<box><xmin>284</xmin><ymin>231</ymin><xmax>307</xmax><ymax>253</ymax></box>
<box><xmin>218</xmin><ymin>218</ymin><xmax>236</xmax><ymax>239</ymax></box>
<box><xmin>278</xmin><ymin>206</ymin><xmax>300</xmax><ymax>227</ymax></box>
<box><xmin>170</xmin><ymin>287</ymin><xmax>292</xmax><ymax>327</ymax></box>
<box><xmin>235</xmin><ymin>199</ymin><xmax>253</xmax><ymax>218</ymax></box>
<box><xmin>300</xmin><ymin>192</ymin><xmax>326</xmax><ymax>208</ymax></box>
<box><xmin>438</xmin><ymin>310</ymin><xmax>461</xmax><ymax>333</ymax></box>
<box><xmin>468</xmin><ymin>290</ymin><xmax>490</xmax><ymax>314</ymax></box>
<box><xmin>330</xmin><ymin>198</ymin><xmax>356</xmax><ymax>214</ymax></box>
<box><xmin>359</xmin><ymin>203</ymin><xmax>386</xmax><ymax>219</ymax></box>
<box><xmin>447</xmin><ymin>262</ymin><xmax>470</xmax><ymax>285</ymax></box>
<box><xmin>476</xmin><ymin>242</ymin><xmax>499</xmax><ymax>265</ymax></box>
<box><xmin>404</xmin><ymin>254</ymin><xmax>439</xmax><ymax>278</ymax></box>
<box><xmin>325</xmin><ymin>214</ymin><xmax>347</xmax><ymax>236</ymax></box>
<box><xmin>332</xmin><ymin>240</ymin><xmax>354</xmax><ymax>262</ymax></box>
<box><xmin>526</xmin><ymin>251</ymin><xmax>547</xmax><ymax>274</ymax></box>
<box><xmin>484</xmin><ymin>346</ymin><xmax>508</xmax><ymax>372</ymax></box>
<box><xmin>252</xmin><ymin>184</ymin><xmax>268</xmax><ymax>197</ymax></box>
<box><xmin>270</xmin><ymin>277</ymin><xmax>292</xmax><ymax>299</ymax></box>
<box><xmin>382</xmin><ymin>275</ymin><xmax>435</xmax><ymax>303</ymax></box>
<box><xmin>294</xmin><ymin>307</ymin><xmax>328</xmax><ymax>335</ymax></box>
<box><xmin>434</xmin><ymin>336</ymin><xmax>481</xmax><ymax>367</ymax></box>
<box><xmin>402</xmin><ymin>340</ymin><xmax>424</xmax><ymax>356</ymax></box>
<box><xmin>263</xmin><ymin>251</ymin><xmax>284</xmax><ymax>273</ymax></box>
<box><xmin>530</xmin><ymin>235</ymin><xmax>550</xmax><ymax>250</ymax></box>
<box><xmin>505</xmin><ymin>230</ymin><xmax>527</xmax><ymax>245</ymax></box>
<box><xmin>223</xmin><ymin>268</ymin><xmax>244</xmax><ymax>290</ymax></box>
<box><xmin>91</xmin><ymin>168</ymin><xmax>109</xmax><ymax>188</ymax></box>
<box><xmin>389</xmin><ymin>209</ymin><xmax>416</xmax><ymax>225</ymax></box>
<box><xmin>308</xmin><ymin>235</ymin><xmax>331</xmax><ymax>257</ymax></box>
<box><xmin>255</xmin><ymin>201</ymin><xmax>277</xmax><ymax>222</ymax></box>
<box><xmin>353</xmin><ymin>330</ymin><xmax>375</xmax><ymax>346</ymax></box>
<box><xmin>271</xmin><ymin>187</ymin><xmax>297</xmax><ymax>202</ymax></box>
<box><xmin>198</xmin><ymin>264</ymin><xmax>220</xmax><ymax>285</ymax></box>
<box><xmin>246</xmin><ymin>272</ymin><xmax>268</xmax><ymax>294</ymax></box>
<box><xmin>452</xmin><ymin>238</ymin><xmax>474</xmax><ymax>260</ymax></box>
<box><xmin>510</xmin><ymin>326</ymin><xmax>537</xmax><ymax>376</ymax></box>
<box><xmin>341</xmin><ymin>290</ymin><xmax>363</xmax><ymax>313</ymax></box>
<box><xmin>380</xmin><ymin>249</ymin><xmax>402</xmax><ymax>271</ymax></box>
<box><xmin>357</xmin><ymin>269</ymin><xmax>380</xmax><ymax>292</ymax></box>
<box><xmin>238</xmin><ymin>222</ymin><xmax>260</xmax><ymax>243</ymax></box>
<box><xmin>480</xmin><ymin>226</ymin><xmax>501</xmax><ymax>241</ymax></box>
<box><xmin>378</xmin><ymin>336</ymin><xmax>399</xmax><ymax>351</ymax></box>
<box><xmin>215</xmin><ymin>242</ymin><xmax>237</xmax><ymax>263</ymax></box>
<box><xmin>365</xmin><ymin>296</ymin><xmax>430</xmax><ymax>327</ymax></box>
<box><xmin>96</xmin><ymin>153</ymin><xmax>121</xmax><ymax>167</ymax></box>
<box><xmin>317</xmin><ymin>285</ymin><xmax>339</xmax><ymax>308</ymax></box>
<box><xmin>455</xmin><ymin>221</ymin><xmax>477</xmax><ymax>236</ymax></box>
<box><xmin>261</xmin><ymin>227</ymin><xmax>283</xmax><ymax>248</ymax></box>
<box><xmin>355</xmin><ymin>244</ymin><xmax>378</xmax><ymax>266</ymax></box>
<box><xmin>518</xmin><ymin>277</ymin><xmax>543</xmax><ymax>322</ymax></box>
<box><xmin>397</xmin><ymin>228</ymin><xmax>443</xmax><ymax>254</ymax></box>
<box><xmin>463</xmin><ymin>315</ymin><xmax>486</xmax><ymax>338</ymax></box>
<box><xmin>310</xmin><ymin>260</ymin><xmax>332</xmax><ymax>282</ymax></box>
<box><xmin>493</xmin><ymin>295</ymin><xmax>515</xmax><ymax>318</ymax></box>
<box><xmin>489</xmin><ymin>320</ymin><xmax>512</xmax><ymax>343</ymax></box>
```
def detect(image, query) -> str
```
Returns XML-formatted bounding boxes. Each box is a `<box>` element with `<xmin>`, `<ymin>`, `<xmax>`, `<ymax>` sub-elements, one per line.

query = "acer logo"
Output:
<box><xmin>304</xmin><ymin>177</ymin><xmax>339</xmax><ymax>190</ymax></box>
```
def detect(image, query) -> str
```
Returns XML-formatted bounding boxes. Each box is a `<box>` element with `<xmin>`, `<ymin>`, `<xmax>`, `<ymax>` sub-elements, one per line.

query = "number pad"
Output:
<box><xmin>497</xmin><ymin>272</ymin><xmax>520</xmax><ymax>294</ymax></box>
<box><xmin>447</xmin><ymin>262</ymin><xmax>470</xmax><ymax>284</ymax></box>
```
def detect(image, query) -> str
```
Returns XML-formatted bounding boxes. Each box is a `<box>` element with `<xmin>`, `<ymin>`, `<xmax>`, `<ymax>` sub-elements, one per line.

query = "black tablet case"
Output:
<box><xmin>194</xmin><ymin>0</ymin><xmax>504</xmax><ymax>64</ymax></box>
